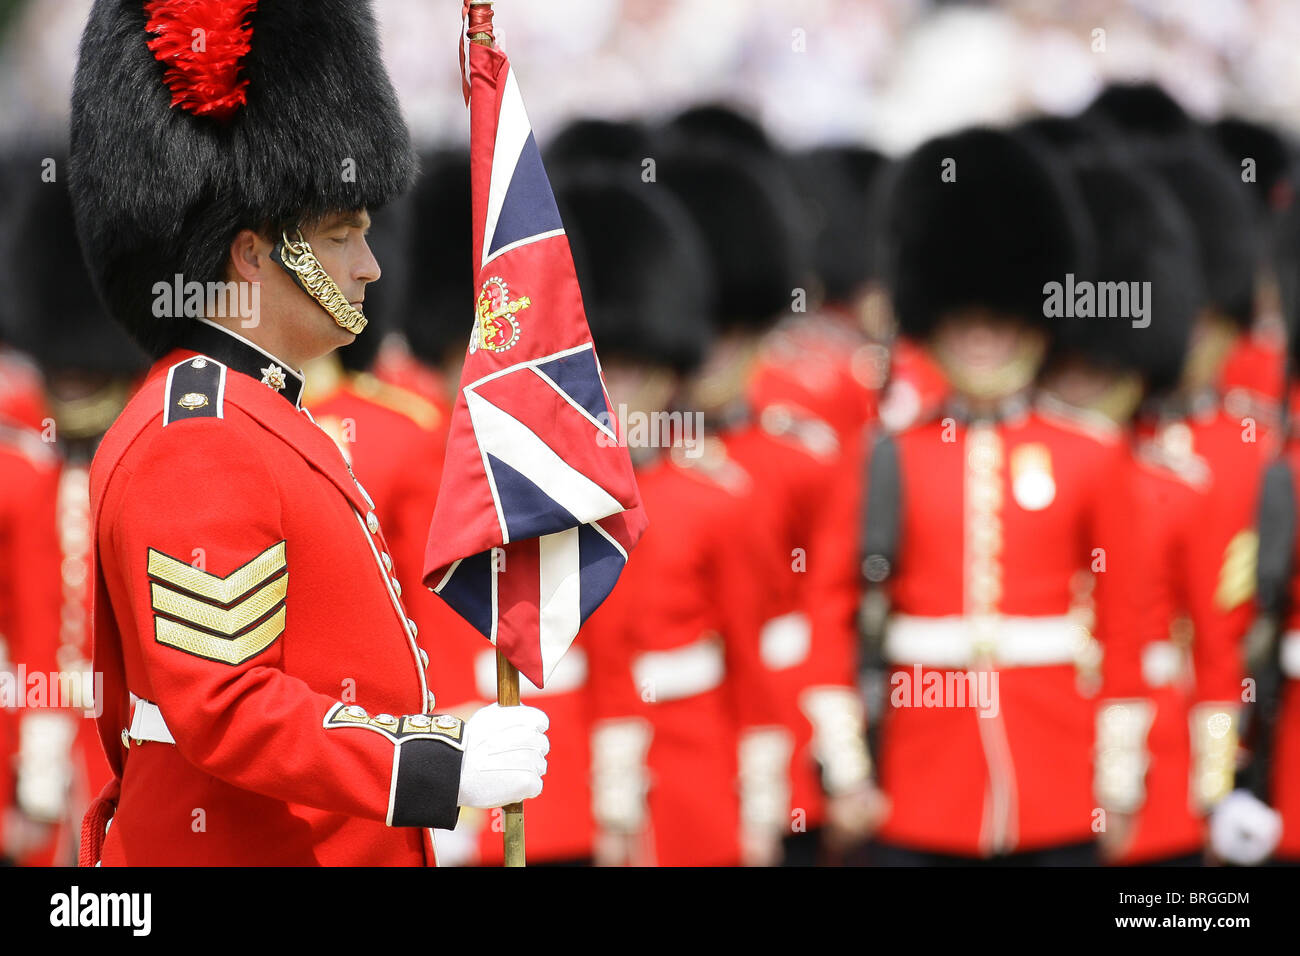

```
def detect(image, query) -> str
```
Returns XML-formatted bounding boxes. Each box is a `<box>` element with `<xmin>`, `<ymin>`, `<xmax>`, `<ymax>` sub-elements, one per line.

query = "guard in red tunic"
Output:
<box><xmin>0</xmin><ymin>160</ymin><xmax>148</xmax><ymax>865</ymax></box>
<box><xmin>68</xmin><ymin>0</ymin><xmax>548</xmax><ymax>866</ymax></box>
<box><xmin>864</xmin><ymin>128</ymin><xmax>1138</xmax><ymax>864</ymax></box>
<box><xmin>649</xmin><ymin>131</ymin><xmax>878</xmax><ymax>865</ymax></box>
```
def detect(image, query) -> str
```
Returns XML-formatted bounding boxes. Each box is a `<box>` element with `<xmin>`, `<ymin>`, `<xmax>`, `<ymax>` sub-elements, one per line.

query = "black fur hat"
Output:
<box><xmin>787</xmin><ymin>145</ymin><xmax>885</xmax><ymax>304</ymax></box>
<box><xmin>69</xmin><ymin>0</ymin><xmax>416</xmax><ymax>358</ymax></box>
<box><xmin>2</xmin><ymin>152</ymin><xmax>148</xmax><ymax>376</ymax></box>
<box><xmin>655</xmin><ymin>145</ymin><xmax>809</xmax><ymax>332</ymax></box>
<box><xmin>543</xmin><ymin>118</ymin><xmax>656</xmax><ymax>186</ymax></box>
<box><xmin>1083</xmin><ymin>82</ymin><xmax>1200</xmax><ymax>146</ymax></box>
<box><xmin>882</xmin><ymin>126</ymin><xmax>1089</xmax><ymax>340</ymax></box>
<box><xmin>1054</xmin><ymin>157</ymin><xmax>1202</xmax><ymax>393</ymax></box>
<box><xmin>554</xmin><ymin>171</ymin><xmax>714</xmax><ymax>372</ymax></box>
<box><xmin>1142</xmin><ymin>145</ymin><xmax>1260</xmax><ymax>327</ymax></box>
<box><xmin>1207</xmin><ymin>118</ymin><xmax>1295</xmax><ymax>222</ymax></box>
<box><xmin>402</xmin><ymin>151</ymin><xmax>476</xmax><ymax>369</ymax></box>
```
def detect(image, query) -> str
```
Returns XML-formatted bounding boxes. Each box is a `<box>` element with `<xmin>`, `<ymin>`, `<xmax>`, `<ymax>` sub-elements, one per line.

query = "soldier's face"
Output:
<box><xmin>929</xmin><ymin>310</ymin><xmax>1046</xmax><ymax>399</ymax></box>
<box><xmin>226</xmin><ymin>209</ymin><xmax>381</xmax><ymax>366</ymax></box>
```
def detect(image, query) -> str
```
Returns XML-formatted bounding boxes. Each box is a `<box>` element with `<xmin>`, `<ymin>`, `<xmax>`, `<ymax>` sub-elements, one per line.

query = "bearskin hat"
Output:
<box><xmin>554</xmin><ymin>170</ymin><xmax>714</xmax><ymax>372</ymax></box>
<box><xmin>655</xmin><ymin>145</ymin><xmax>809</xmax><ymax>332</ymax></box>
<box><xmin>70</xmin><ymin>0</ymin><xmax>416</xmax><ymax>358</ymax></box>
<box><xmin>1053</xmin><ymin>157</ymin><xmax>1202</xmax><ymax>393</ymax></box>
<box><xmin>1082</xmin><ymin>82</ymin><xmax>1201</xmax><ymax>147</ymax></box>
<box><xmin>786</xmin><ymin>145</ymin><xmax>886</xmax><ymax>304</ymax></box>
<box><xmin>881</xmin><ymin>126</ymin><xmax>1090</xmax><ymax>340</ymax></box>
<box><xmin>1142</xmin><ymin>144</ymin><xmax>1260</xmax><ymax>327</ymax></box>
<box><xmin>543</xmin><ymin>118</ymin><xmax>657</xmax><ymax>186</ymax></box>
<box><xmin>402</xmin><ymin>151</ymin><xmax>475</xmax><ymax>369</ymax></box>
<box><xmin>1207</xmin><ymin>118</ymin><xmax>1296</xmax><ymax>223</ymax></box>
<box><xmin>2</xmin><ymin>151</ymin><xmax>148</xmax><ymax>376</ymax></box>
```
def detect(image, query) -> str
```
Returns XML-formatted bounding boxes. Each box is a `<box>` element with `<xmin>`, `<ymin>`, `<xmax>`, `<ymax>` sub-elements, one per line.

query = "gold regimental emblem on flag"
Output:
<box><xmin>148</xmin><ymin>541</ymin><xmax>288</xmax><ymax>665</ymax></box>
<box><xmin>1214</xmin><ymin>529</ymin><xmax>1258</xmax><ymax>612</ymax></box>
<box><xmin>470</xmin><ymin>275</ymin><xmax>530</xmax><ymax>354</ymax></box>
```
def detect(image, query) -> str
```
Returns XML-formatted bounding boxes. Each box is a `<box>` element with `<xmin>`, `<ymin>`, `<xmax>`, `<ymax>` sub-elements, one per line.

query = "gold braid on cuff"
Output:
<box><xmin>273</xmin><ymin>229</ymin><xmax>368</xmax><ymax>335</ymax></box>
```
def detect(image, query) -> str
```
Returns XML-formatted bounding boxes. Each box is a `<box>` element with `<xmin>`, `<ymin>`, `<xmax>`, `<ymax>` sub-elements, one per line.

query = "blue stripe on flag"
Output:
<box><xmin>537</xmin><ymin>350</ymin><xmax>608</xmax><ymax>425</ymax></box>
<box><xmin>577</xmin><ymin>524</ymin><xmax>627</xmax><ymax>624</ymax></box>
<box><xmin>487</xmin><ymin>132</ymin><xmax>564</xmax><ymax>258</ymax></box>
<box><xmin>438</xmin><ymin>549</ymin><xmax>495</xmax><ymax>638</ymax></box>
<box><xmin>487</xmin><ymin>452</ymin><xmax>580</xmax><ymax>541</ymax></box>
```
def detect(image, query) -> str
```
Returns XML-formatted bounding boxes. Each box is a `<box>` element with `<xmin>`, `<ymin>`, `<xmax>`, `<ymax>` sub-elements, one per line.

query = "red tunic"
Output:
<box><xmin>873</xmin><ymin>399</ymin><xmax>1140</xmax><ymax>856</ymax></box>
<box><xmin>582</xmin><ymin>444</ymin><xmax>786</xmax><ymax>866</ymax></box>
<box><xmin>87</xmin><ymin>324</ymin><xmax>466</xmax><ymax>866</ymax></box>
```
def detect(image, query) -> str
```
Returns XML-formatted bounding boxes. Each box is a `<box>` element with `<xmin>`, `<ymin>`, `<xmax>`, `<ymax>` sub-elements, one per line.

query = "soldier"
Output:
<box><xmin>565</xmin><ymin>171</ymin><xmax>789</xmax><ymax>866</ymax></box>
<box><xmin>68</xmin><ymin>0</ymin><xmax>548</xmax><ymax>865</ymax></box>
<box><xmin>1034</xmin><ymin>153</ymin><xmax>1213</xmax><ymax>865</ymax></box>
<box><xmin>0</xmin><ymin>157</ymin><xmax>149</xmax><ymax>866</ymax></box>
<box><xmin>864</xmin><ymin>127</ymin><xmax>1134</xmax><ymax>865</ymax></box>
<box><xmin>650</xmin><ymin>136</ymin><xmax>880</xmax><ymax>865</ymax></box>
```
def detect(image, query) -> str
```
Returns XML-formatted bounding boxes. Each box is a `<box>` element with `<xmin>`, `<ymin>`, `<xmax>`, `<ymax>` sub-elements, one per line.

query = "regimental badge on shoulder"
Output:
<box><xmin>148</xmin><ymin>541</ymin><xmax>288</xmax><ymax>665</ymax></box>
<box><xmin>1010</xmin><ymin>442</ymin><xmax>1055</xmax><ymax>511</ymax></box>
<box><xmin>164</xmin><ymin>356</ymin><xmax>226</xmax><ymax>426</ymax></box>
<box><xmin>323</xmin><ymin>702</ymin><xmax>466</xmax><ymax>749</ymax></box>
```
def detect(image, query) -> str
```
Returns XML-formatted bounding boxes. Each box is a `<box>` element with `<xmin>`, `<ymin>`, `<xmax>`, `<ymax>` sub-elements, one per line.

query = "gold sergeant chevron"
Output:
<box><xmin>147</xmin><ymin>541</ymin><xmax>288</xmax><ymax>665</ymax></box>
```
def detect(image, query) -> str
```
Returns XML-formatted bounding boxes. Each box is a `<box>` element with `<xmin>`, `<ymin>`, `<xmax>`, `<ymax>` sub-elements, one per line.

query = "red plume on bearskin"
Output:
<box><xmin>144</xmin><ymin>0</ymin><xmax>259</xmax><ymax>120</ymax></box>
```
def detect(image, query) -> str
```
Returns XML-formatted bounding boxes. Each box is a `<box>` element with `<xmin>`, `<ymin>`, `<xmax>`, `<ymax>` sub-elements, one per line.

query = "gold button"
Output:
<box><xmin>392</xmin><ymin>579</ymin><xmax>402</xmax><ymax>597</ymax></box>
<box><xmin>191</xmin><ymin>358</ymin><xmax>207</xmax><ymax>369</ymax></box>
<box><xmin>407</xmin><ymin>619</ymin><xmax>418</xmax><ymax>638</ymax></box>
<box><xmin>381</xmin><ymin>552</ymin><xmax>393</xmax><ymax>572</ymax></box>
<box><xmin>366</xmin><ymin>512</ymin><xmax>379</xmax><ymax>534</ymax></box>
<box><xmin>419</xmin><ymin>648</ymin><xmax>429</xmax><ymax>668</ymax></box>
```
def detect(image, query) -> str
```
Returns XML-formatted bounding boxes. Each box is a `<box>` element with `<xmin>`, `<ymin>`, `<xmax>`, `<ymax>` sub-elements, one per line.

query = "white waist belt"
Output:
<box><xmin>128</xmin><ymin>698</ymin><xmax>175</xmax><ymax>745</ymax></box>
<box><xmin>885</xmin><ymin>614</ymin><xmax>1084</xmax><ymax>668</ymax></box>
<box><xmin>1282</xmin><ymin>631</ymin><xmax>1300</xmax><ymax>680</ymax></box>
<box><xmin>632</xmin><ymin>637</ymin><xmax>725</xmax><ymax>702</ymax></box>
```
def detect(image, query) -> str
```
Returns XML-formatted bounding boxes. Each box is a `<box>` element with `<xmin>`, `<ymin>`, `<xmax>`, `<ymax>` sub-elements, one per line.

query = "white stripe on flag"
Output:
<box><xmin>482</xmin><ymin>68</ymin><xmax>533</xmax><ymax>270</ymax></box>
<box><xmin>464</xmin><ymin>389</ymin><xmax>624</xmax><ymax>529</ymax></box>
<box><xmin>538</xmin><ymin>527</ymin><xmax>581</xmax><ymax>685</ymax></box>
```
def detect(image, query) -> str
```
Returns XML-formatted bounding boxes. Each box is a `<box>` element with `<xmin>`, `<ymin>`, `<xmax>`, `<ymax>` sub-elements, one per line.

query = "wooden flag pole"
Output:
<box><xmin>466</xmin><ymin>0</ymin><xmax>524</xmax><ymax>870</ymax></box>
<box><xmin>496</xmin><ymin>648</ymin><xmax>526</xmax><ymax>867</ymax></box>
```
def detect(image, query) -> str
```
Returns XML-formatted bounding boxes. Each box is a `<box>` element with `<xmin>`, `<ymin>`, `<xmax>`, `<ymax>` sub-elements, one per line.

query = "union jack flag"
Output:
<box><xmin>422</xmin><ymin>31</ymin><xmax>645</xmax><ymax>688</ymax></box>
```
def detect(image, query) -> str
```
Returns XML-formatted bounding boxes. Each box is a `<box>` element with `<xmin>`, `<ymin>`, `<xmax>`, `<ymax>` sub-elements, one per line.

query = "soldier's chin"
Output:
<box><xmin>939</xmin><ymin>353</ymin><xmax>1041</xmax><ymax>401</ymax></box>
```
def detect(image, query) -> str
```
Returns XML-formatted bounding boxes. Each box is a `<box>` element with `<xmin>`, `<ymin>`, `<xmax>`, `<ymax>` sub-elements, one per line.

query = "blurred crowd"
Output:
<box><xmin>5</xmin><ymin>0</ymin><xmax>1300</xmax><ymax>867</ymax></box>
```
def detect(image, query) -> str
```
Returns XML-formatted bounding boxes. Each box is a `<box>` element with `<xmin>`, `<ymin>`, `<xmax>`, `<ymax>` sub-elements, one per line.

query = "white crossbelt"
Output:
<box><xmin>1282</xmin><ymin>632</ymin><xmax>1300</xmax><ymax>680</ymax></box>
<box><xmin>884</xmin><ymin>613</ymin><xmax>1086</xmax><ymax>668</ymax></box>
<box><xmin>632</xmin><ymin>637</ymin><xmax>726</xmax><ymax>702</ymax></box>
<box><xmin>127</xmin><ymin>697</ymin><xmax>175</xmax><ymax>745</ymax></box>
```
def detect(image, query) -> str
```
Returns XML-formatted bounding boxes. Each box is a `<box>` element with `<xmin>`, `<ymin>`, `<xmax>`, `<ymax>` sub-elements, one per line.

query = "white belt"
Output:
<box><xmin>1282</xmin><ymin>632</ymin><xmax>1300</xmax><ymax>680</ymax></box>
<box><xmin>884</xmin><ymin>614</ymin><xmax>1085</xmax><ymax>668</ymax></box>
<box><xmin>632</xmin><ymin>637</ymin><xmax>725</xmax><ymax>702</ymax></box>
<box><xmin>127</xmin><ymin>697</ymin><xmax>175</xmax><ymax>745</ymax></box>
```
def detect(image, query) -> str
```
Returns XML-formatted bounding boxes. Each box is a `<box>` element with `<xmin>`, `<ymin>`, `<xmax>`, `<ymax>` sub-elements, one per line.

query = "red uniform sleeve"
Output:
<box><xmin>102</xmin><ymin>416</ymin><xmax>463</xmax><ymax>829</ymax></box>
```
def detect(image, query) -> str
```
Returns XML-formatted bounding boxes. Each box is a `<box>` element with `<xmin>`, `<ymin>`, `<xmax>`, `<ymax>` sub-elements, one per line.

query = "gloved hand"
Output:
<box><xmin>456</xmin><ymin>704</ymin><xmax>550</xmax><ymax>809</ymax></box>
<box><xmin>1209</xmin><ymin>789</ymin><xmax>1282</xmax><ymax>866</ymax></box>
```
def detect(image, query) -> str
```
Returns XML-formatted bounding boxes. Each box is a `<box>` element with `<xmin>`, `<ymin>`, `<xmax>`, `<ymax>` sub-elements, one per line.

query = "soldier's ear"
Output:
<box><xmin>227</xmin><ymin>228</ymin><xmax>268</xmax><ymax>284</ymax></box>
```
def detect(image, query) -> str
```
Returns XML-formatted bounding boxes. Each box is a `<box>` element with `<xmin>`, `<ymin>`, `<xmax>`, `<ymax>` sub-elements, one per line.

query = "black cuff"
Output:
<box><xmin>390</xmin><ymin>739</ymin><xmax>464</xmax><ymax>830</ymax></box>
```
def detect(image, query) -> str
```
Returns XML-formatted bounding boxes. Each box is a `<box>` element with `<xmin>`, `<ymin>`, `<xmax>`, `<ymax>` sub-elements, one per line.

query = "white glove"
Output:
<box><xmin>456</xmin><ymin>704</ymin><xmax>550</xmax><ymax>809</ymax></box>
<box><xmin>1210</xmin><ymin>790</ymin><xmax>1282</xmax><ymax>866</ymax></box>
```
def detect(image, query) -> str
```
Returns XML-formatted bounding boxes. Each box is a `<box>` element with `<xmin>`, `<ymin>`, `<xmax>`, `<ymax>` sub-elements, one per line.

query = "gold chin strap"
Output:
<box><xmin>273</xmin><ymin>229</ymin><xmax>368</xmax><ymax>335</ymax></box>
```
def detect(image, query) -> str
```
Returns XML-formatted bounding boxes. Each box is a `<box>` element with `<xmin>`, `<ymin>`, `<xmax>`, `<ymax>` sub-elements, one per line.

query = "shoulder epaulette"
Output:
<box><xmin>1135</xmin><ymin>427</ymin><xmax>1211</xmax><ymax>491</ymax></box>
<box><xmin>163</xmin><ymin>355</ymin><xmax>227</xmax><ymax>426</ymax></box>
<box><xmin>1034</xmin><ymin>395</ymin><xmax>1121</xmax><ymax>445</ymax></box>
<box><xmin>0</xmin><ymin>419</ymin><xmax>56</xmax><ymax>467</ymax></box>
<box><xmin>759</xmin><ymin>404</ymin><xmax>839</xmax><ymax>460</ymax></box>
<box><xmin>348</xmin><ymin>372</ymin><xmax>442</xmax><ymax>431</ymax></box>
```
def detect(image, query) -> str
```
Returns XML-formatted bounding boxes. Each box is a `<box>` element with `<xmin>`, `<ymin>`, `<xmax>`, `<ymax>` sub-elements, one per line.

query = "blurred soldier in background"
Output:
<box><xmin>0</xmin><ymin>153</ymin><xmax>147</xmax><ymax>864</ymax></box>
<box><xmin>862</xmin><ymin>127</ymin><xmax>1140</xmax><ymax>865</ymax></box>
